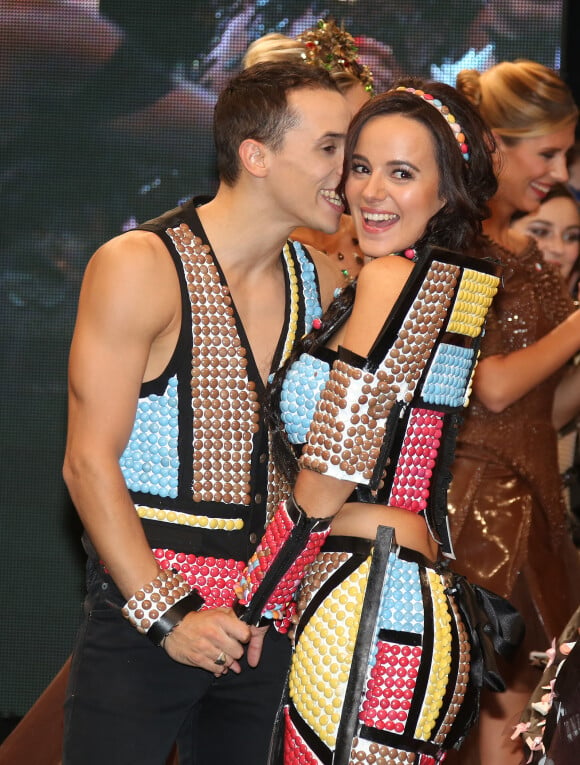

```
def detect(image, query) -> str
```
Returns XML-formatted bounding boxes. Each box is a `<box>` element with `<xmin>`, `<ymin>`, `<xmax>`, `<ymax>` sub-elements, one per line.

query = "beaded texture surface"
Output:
<box><xmin>126</xmin><ymin>225</ymin><xmax>321</xmax><ymax>511</ymax></box>
<box><xmin>446</xmin><ymin>268</ymin><xmax>497</xmax><ymax>337</ymax></box>
<box><xmin>266</xmin><ymin>429</ymin><xmax>293</xmax><ymax>524</ymax></box>
<box><xmin>120</xmin><ymin>376</ymin><xmax>179</xmax><ymax>497</ymax></box>
<box><xmin>235</xmin><ymin>499</ymin><xmax>331</xmax><ymax>631</ymax></box>
<box><xmin>395</xmin><ymin>87</ymin><xmax>470</xmax><ymax>162</ymax></box>
<box><xmin>122</xmin><ymin>569</ymin><xmax>191</xmax><ymax>634</ymax></box>
<box><xmin>136</xmin><ymin>505</ymin><xmax>244</xmax><ymax>531</ymax></box>
<box><xmin>282</xmin><ymin>543</ymin><xmax>473</xmax><ymax>764</ymax></box>
<box><xmin>152</xmin><ymin>548</ymin><xmax>245</xmax><ymax>608</ymax></box>
<box><xmin>421</xmin><ymin>346</ymin><xmax>474</xmax><ymax>408</ymax></box>
<box><xmin>121</xmin><ymin>208</ymin><xmax>327</xmax><ymax>638</ymax></box>
<box><xmin>281</xmin><ymin>244</ymin><xmax>324</xmax><ymax>366</ymax></box>
<box><xmin>170</xmin><ymin>223</ymin><xmax>259</xmax><ymax>505</ymax></box>
<box><xmin>300</xmin><ymin>260</ymin><xmax>460</xmax><ymax>484</ymax></box>
<box><xmin>298</xmin><ymin>256</ymin><xmax>499</xmax><ymax>494</ymax></box>
<box><xmin>123</xmin><ymin>213</ymin><xmax>320</xmax><ymax>541</ymax></box>
<box><xmin>281</xmin><ymin>353</ymin><xmax>331</xmax><ymax>445</ymax></box>
<box><xmin>290</xmin><ymin>555</ymin><xmax>371</xmax><ymax>748</ymax></box>
<box><xmin>347</xmin><ymin>739</ymin><xmax>437</xmax><ymax>764</ymax></box>
<box><xmin>387</xmin><ymin>408</ymin><xmax>444</xmax><ymax>513</ymax></box>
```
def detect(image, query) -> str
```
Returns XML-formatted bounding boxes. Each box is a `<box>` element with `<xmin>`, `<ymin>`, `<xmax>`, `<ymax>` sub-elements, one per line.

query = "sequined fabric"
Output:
<box><xmin>448</xmin><ymin>236</ymin><xmax>580</xmax><ymax>642</ymax></box>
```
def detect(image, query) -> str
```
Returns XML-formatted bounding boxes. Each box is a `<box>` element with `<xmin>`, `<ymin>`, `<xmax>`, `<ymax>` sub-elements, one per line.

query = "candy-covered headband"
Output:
<box><xmin>395</xmin><ymin>87</ymin><xmax>470</xmax><ymax>161</ymax></box>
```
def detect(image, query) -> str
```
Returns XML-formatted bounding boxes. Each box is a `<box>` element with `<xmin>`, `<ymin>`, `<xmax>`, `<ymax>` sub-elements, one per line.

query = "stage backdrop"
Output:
<box><xmin>0</xmin><ymin>0</ymin><xmax>569</xmax><ymax>717</ymax></box>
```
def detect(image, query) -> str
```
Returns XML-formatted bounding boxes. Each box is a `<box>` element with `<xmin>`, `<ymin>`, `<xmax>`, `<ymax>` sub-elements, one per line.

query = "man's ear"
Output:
<box><xmin>238</xmin><ymin>138</ymin><xmax>269</xmax><ymax>178</ymax></box>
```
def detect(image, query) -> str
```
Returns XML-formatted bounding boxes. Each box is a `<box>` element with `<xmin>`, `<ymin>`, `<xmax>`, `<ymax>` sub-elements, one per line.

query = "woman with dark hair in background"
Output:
<box><xmin>511</xmin><ymin>182</ymin><xmax>580</xmax><ymax>299</ymax></box>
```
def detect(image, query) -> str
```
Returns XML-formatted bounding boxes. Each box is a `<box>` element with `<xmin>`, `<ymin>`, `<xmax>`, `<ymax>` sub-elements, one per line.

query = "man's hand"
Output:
<box><xmin>163</xmin><ymin>607</ymin><xmax>252</xmax><ymax>676</ymax></box>
<box><xmin>246</xmin><ymin>625</ymin><xmax>270</xmax><ymax>668</ymax></box>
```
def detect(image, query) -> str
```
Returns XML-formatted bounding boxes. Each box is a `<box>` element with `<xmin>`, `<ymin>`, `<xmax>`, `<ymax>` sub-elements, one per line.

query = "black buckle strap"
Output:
<box><xmin>146</xmin><ymin>589</ymin><xmax>205</xmax><ymax>646</ymax></box>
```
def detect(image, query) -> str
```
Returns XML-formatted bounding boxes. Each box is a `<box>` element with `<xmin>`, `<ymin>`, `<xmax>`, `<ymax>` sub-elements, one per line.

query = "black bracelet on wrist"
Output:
<box><xmin>147</xmin><ymin>589</ymin><xmax>205</xmax><ymax>647</ymax></box>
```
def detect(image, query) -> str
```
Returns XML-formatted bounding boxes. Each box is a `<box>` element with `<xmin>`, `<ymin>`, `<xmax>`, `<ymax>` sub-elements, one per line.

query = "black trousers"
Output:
<box><xmin>63</xmin><ymin>560</ymin><xmax>291</xmax><ymax>765</ymax></box>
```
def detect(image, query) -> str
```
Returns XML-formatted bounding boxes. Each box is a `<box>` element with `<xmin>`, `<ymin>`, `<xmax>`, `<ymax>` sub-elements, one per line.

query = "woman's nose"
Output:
<box><xmin>362</xmin><ymin>173</ymin><xmax>387</xmax><ymax>202</ymax></box>
<box><xmin>551</xmin><ymin>154</ymin><xmax>569</xmax><ymax>183</ymax></box>
<box><xmin>545</xmin><ymin>233</ymin><xmax>564</xmax><ymax>255</ymax></box>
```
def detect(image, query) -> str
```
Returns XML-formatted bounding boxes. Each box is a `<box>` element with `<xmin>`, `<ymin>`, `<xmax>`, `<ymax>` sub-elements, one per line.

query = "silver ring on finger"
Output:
<box><xmin>214</xmin><ymin>651</ymin><xmax>227</xmax><ymax>666</ymax></box>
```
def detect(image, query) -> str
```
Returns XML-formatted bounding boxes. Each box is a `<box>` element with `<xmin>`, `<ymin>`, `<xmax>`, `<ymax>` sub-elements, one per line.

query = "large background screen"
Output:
<box><xmin>0</xmin><ymin>0</ymin><xmax>570</xmax><ymax>717</ymax></box>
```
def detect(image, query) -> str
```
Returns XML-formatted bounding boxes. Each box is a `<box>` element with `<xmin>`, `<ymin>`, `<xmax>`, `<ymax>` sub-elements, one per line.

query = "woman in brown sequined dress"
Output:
<box><xmin>447</xmin><ymin>60</ymin><xmax>580</xmax><ymax>764</ymax></box>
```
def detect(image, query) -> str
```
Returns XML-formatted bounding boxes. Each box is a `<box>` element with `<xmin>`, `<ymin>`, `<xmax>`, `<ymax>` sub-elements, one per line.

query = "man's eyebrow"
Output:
<box><xmin>317</xmin><ymin>131</ymin><xmax>346</xmax><ymax>141</ymax></box>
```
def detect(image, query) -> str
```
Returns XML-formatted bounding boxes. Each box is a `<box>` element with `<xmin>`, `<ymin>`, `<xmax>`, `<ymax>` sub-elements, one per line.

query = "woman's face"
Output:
<box><xmin>345</xmin><ymin>114</ymin><xmax>444</xmax><ymax>258</ymax></box>
<box><xmin>511</xmin><ymin>195</ymin><xmax>580</xmax><ymax>279</ymax></box>
<box><xmin>494</xmin><ymin>124</ymin><xmax>576</xmax><ymax>214</ymax></box>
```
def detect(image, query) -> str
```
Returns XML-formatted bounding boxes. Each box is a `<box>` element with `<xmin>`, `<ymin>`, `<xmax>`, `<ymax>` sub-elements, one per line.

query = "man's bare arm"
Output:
<box><xmin>63</xmin><ymin>231</ymin><xmax>251</xmax><ymax>671</ymax></box>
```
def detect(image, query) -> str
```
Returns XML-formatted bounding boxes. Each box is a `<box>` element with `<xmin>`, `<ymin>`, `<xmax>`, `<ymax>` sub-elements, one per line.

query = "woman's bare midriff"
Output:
<box><xmin>329</xmin><ymin>502</ymin><xmax>439</xmax><ymax>560</ymax></box>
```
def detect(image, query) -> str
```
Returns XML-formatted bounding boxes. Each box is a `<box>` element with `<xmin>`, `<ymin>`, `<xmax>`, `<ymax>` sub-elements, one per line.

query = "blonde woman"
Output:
<box><xmin>448</xmin><ymin>60</ymin><xmax>580</xmax><ymax>764</ymax></box>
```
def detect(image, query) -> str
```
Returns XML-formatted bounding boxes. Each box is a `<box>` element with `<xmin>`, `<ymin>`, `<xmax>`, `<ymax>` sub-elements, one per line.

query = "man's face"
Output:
<box><xmin>265</xmin><ymin>87</ymin><xmax>350</xmax><ymax>235</ymax></box>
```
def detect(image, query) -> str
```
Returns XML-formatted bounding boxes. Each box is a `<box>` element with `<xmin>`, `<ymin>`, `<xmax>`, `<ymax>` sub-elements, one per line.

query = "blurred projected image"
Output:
<box><xmin>0</xmin><ymin>0</ymin><xmax>566</xmax><ymax>717</ymax></box>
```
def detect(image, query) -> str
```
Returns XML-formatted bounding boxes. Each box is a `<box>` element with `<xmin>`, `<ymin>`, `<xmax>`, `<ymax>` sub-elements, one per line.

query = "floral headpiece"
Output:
<box><xmin>297</xmin><ymin>19</ymin><xmax>374</xmax><ymax>95</ymax></box>
<box><xmin>395</xmin><ymin>87</ymin><xmax>470</xmax><ymax>161</ymax></box>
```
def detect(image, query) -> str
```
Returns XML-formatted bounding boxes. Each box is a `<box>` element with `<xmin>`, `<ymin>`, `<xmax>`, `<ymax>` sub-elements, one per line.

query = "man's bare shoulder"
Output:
<box><xmin>89</xmin><ymin>228</ymin><xmax>170</xmax><ymax>268</ymax></box>
<box><xmin>83</xmin><ymin>229</ymin><xmax>178</xmax><ymax>292</ymax></box>
<box><xmin>79</xmin><ymin>229</ymin><xmax>180</xmax><ymax>337</ymax></box>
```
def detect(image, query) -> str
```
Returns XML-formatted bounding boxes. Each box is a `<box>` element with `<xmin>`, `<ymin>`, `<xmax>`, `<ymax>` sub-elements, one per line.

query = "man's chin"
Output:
<box><xmin>316</xmin><ymin>214</ymin><xmax>342</xmax><ymax>235</ymax></box>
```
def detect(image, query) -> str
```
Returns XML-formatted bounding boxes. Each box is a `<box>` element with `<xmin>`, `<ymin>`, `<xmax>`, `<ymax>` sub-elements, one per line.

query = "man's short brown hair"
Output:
<box><xmin>214</xmin><ymin>62</ymin><xmax>340</xmax><ymax>186</ymax></box>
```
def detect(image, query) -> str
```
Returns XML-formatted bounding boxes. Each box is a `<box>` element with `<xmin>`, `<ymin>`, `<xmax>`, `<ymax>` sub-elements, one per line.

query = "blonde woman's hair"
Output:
<box><xmin>242</xmin><ymin>34</ymin><xmax>305</xmax><ymax>69</ymax></box>
<box><xmin>456</xmin><ymin>60</ymin><xmax>577</xmax><ymax>141</ymax></box>
<box><xmin>242</xmin><ymin>21</ymin><xmax>374</xmax><ymax>96</ymax></box>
